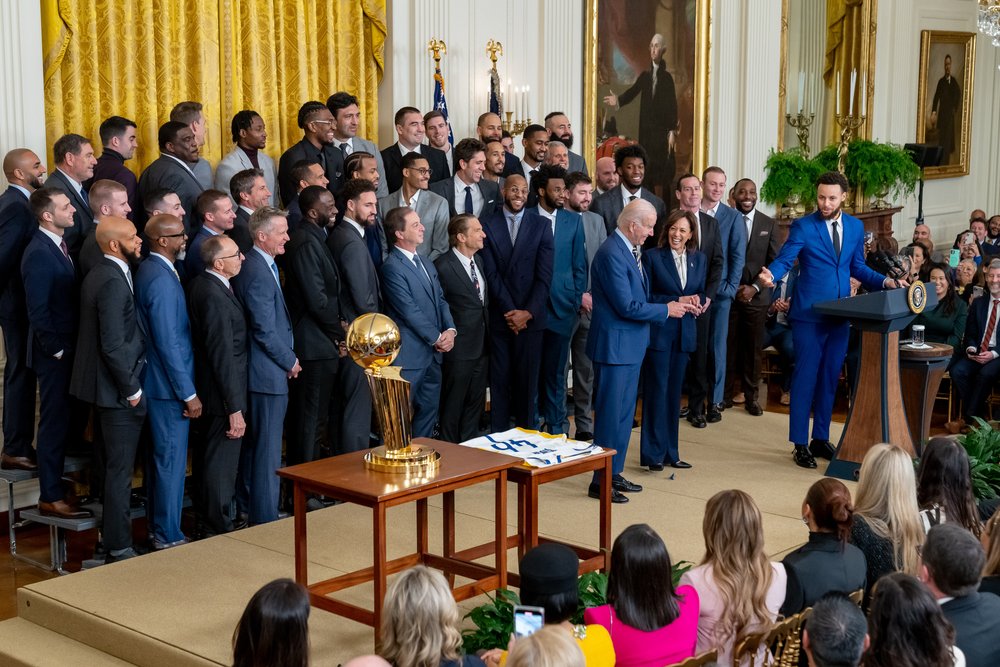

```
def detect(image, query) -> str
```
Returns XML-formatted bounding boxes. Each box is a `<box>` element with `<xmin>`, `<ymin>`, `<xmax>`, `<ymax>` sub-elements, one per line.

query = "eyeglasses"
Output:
<box><xmin>407</xmin><ymin>167</ymin><xmax>432</xmax><ymax>176</ymax></box>
<box><xmin>311</xmin><ymin>119</ymin><xmax>334</xmax><ymax>126</ymax></box>
<box><xmin>218</xmin><ymin>251</ymin><xmax>242</xmax><ymax>260</ymax></box>
<box><xmin>159</xmin><ymin>232</ymin><xmax>187</xmax><ymax>239</ymax></box>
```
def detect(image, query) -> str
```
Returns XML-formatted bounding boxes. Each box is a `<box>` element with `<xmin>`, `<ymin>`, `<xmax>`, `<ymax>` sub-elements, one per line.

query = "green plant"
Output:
<box><xmin>955</xmin><ymin>418</ymin><xmax>1000</xmax><ymax>501</ymax></box>
<box><xmin>760</xmin><ymin>149</ymin><xmax>821</xmax><ymax>207</ymax></box>
<box><xmin>845</xmin><ymin>139</ymin><xmax>920</xmax><ymax>200</ymax></box>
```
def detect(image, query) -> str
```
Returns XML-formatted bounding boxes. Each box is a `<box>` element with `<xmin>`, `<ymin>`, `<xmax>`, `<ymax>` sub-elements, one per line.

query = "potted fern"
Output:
<box><xmin>845</xmin><ymin>140</ymin><xmax>920</xmax><ymax>210</ymax></box>
<box><xmin>760</xmin><ymin>149</ymin><xmax>822</xmax><ymax>216</ymax></box>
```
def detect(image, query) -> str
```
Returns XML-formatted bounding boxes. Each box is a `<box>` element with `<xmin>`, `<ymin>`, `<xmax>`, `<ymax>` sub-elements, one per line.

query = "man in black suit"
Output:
<box><xmin>950</xmin><ymin>259</ymin><xmax>1000</xmax><ymax>424</ymax></box>
<box><xmin>476</xmin><ymin>112</ymin><xmax>522</xmax><ymax>178</ymax></box>
<box><xmin>428</xmin><ymin>138</ymin><xmax>500</xmax><ymax>219</ymax></box>
<box><xmin>479</xmin><ymin>174</ymin><xmax>554</xmax><ymax>431</ymax></box>
<box><xmin>229</xmin><ymin>168</ymin><xmax>271</xmax><ymax>253</ymax></box>
<box><xmin>277</xmin><ymin>101</ymin><xmax>343</xmax><ymax>206</ymax></box>
<box><xmin>380</xmin><ymin>106</ymin><xmax>449</xmax><ymax>194</ymax></box>
<box><xmin>69</xmin><ymin>217</ymin><xmax>147</xmax><ymax>562</ymax></box>
<box><xmin>327</xmin><ymin>91</ymin><xmax>388</xmax><ymax>198</ymax></box>
<box><xmin>79</xmin><ymin>179</ymin><xmax>133</xmax><ymax>277</ymax></box>
<box><xmin>21</xmin><ymin>189</ymin><xmax>89</xmax><ymax>519</ymax></box>
<box><xmin>284</xmin><ymin>160</ymin><xmax>329</xmax><ymax>231</ymax></box>
<box><xmin>435</xmin><ymin>214</ymin><xmax>489</xmax><ymax>443</ymax></box>
<box><xmin>136</xmin><ymin>121</ymin><xmax>204</xmax><ymax>233</ymax></box>
<box><xmin>930</xmin><ymin>54</ymin><xmax>962</xmax><ymax>164</ymax></box>
<box><xmin>0</xmin><ymin>149</ymin><xmax>46</xmax><ymax>471</ymax></box>
<box><xmin>84</xmin><ymin>116</ymin><xmax>139</xmax><ymax>220</ymax></box>
<box><xmin>185</xmin><ymin>189</ymin><xmax>236</xmax><ymax>278</ymax></box>
<box><xmin>45</xmin><ymin>134</ymin><xmax>97</xmax><ymax>262</ymax></box>
<box><xmin>326</xmin><ymin>179</ymin><xmax>379</xmax><ymax>454</ymax></box>
<box><xmin>283</xmin><ymin>186</ymin><xmax>343</xmax><ymax>471</ymax></box>
<box><xmin>187</xmin><ymin>235</ymin><xmax>248</xmax><ymax>536</ymax></box>
<box><xmin>590</xmin><ymin>144</ymin><xmax>667</xmax><ymax>239</ymax></box>
<box><xmin>921</xmin><ymin>523</ymin><xmax>1000</xmax><ymax>666</ymax></box>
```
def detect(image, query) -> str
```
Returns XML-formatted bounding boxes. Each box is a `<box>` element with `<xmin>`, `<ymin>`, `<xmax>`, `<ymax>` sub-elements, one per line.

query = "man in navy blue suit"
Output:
<box><xmin>232</xmin><ymin>207</ymin><xmax>300</xmax><ymax>524</ymax></box>
<box><xmin>755</xmin><ymin>172</ymin><xmax>904</xmax><ymax>468</ymax></box>
<box><xmin>380</xmin><ymin>206</ymin><xmax>456</xmax><ymax>437</ymax></box>
<box><xmin>950</xmin><ymin>259</ymin><xmax>1000</xmax><ymax>424</ymax></box>
<box><xmin>588</xmin><ymin>199</ymin><xmax>697</xmax><ymax>503</ymax></box>
<box><xmin>135</xmin><ymin>214</ymin><xmax>202</xmax><ymax>548</ymax></box>
<box><xmin>185</xmin><ymin>189</ymin><xmax>237</xmax><ymax>277</ymax></box>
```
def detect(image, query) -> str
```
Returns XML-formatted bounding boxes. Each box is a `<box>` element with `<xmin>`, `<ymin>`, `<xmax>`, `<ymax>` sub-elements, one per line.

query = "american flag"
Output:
<box><xmin>488</xmin><ymin>66</ymin><xmax>502</xmax><ymax>116</ymax></box>
<box><xmin>433</xmin><ymin>64</ymin><xmax>455</xmax><ymax>146</ymax></box>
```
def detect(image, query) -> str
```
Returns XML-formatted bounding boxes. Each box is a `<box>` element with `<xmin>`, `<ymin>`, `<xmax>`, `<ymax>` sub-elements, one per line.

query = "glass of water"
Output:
<box><xmin>912</xmin><ymin>324</ymin><xmax>926</xmax><ymax>347</ymax></box>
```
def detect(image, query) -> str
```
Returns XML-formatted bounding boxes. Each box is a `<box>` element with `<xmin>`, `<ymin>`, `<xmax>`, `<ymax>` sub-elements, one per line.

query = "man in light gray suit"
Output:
<box><xmin>327</xmin><ymin>91</ymin><xmax>388</xmax><ymax>198</ymax></box>
<box><xmin>545</xmin><ymin>112</ymin><xmax>588</xmax><ymax>175</ymax></box>
<box><xmin>565</xmin><ymin>172</ymin><xmax>606</xmax><ymax>441</ymax></box>
<box><xmin>378</xmin><ymin>152</ymin><xmax>450</xmax><ymax>260</ymax></box>
<box><xmin>215</xmin><ymin>110</ymin><xmax>279</xmax><ymax>208</ymax></box>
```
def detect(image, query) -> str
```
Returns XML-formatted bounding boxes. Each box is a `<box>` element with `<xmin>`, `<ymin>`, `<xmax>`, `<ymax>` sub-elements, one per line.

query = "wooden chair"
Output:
<box><xmin>731</xmin><ymin>607</ymin><xmax>812</xmax><ymax>667</ymax></box>
<box><xmin>665</xmin><ymin>650</ymin><xmax>718</xmax><ymax>667</ymax></box>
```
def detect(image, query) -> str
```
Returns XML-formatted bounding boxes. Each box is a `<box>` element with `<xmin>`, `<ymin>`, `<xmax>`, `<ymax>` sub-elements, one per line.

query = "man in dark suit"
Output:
<box><xmin>428</xmin><ymin>138</ymin><xmax>500</xmax><ymax>219</ymax></box>
<box><xmin>476</xmin><ymin>112</ymin><xmax>522</xmax><ymax>178</ymax></box>
<box><xmin>135</xmin><ymin>214</ymin><xmax>202</xmax><ymax>549</ymax></box>
<box><xmin>282</xmin><ymin>187</ymin><xmax>343</xmax><ymax>470</ymax></box>
<box><xmin>228</xmin><ymin>168</ymin><xmax>272</xmax><ymax>253</ymax></box>
<box><xmin>587</xmin><ymin>200</ymin><xmax>697</xmax><ymax>503</ymax></box>
<box><xmin>232</xmin><ymin>207</ymin><xmax>300</xmax><ymax>525</ymax></box>
<box><xmin>22</xmin><ymin>189</ymin><xmax>88</xmax><ymax>518</ymax></box>
<box><xmin>930</xmin><ymin>54</ymin><xmax>962</xmax><ymax>164</ymax></box>
<box><xmin>921</xmin><ymin>523</ymin><xmax>1000</xmax><ymax>667</ymax></box>
<box><xmin>802</xmin><ymin>593</ymin><xmax>869</xmax><ymax>667</ymax></box>
<box><xmin>544</xmin><ymin>112</ymin><xmax>588</xmax><ymax>175</ymax></box>
<box><xmin>603</xmin><ymin>33</ymin><xmax>679</xmax><ymax>198</ymax></box>
<box><xmin>136</xmin><ymin>121</ymin><xmax>205</xmax><ymax>233</ymax></box>
<box><xmin>379</xmin><ymin>152</ymin><xmax>451</xmax><ymax>260</ymax></box>
<box><xmin>424</xmin><ymin>110</ymin><xmax>454</xmax><ymax>175</ymax></box>
<box><xmin>529</xmin><ymin>165</ymin><xmax>587</xmax><ymax>435</ymax></box>
<box><xmin>0</xmin><ymin>149</ymin><xmax>46</xmax><ymax>471</ymax></box>
<box><xmin>380</xmin><ymin>106</ymin><xmax>449</xmax><ymax>194</ymax></box>
<box><xmin>590</xmin><ymin>144</ymin><xmax>667</xmax><ymax>239</ymax></box>
<box><xmin>479</xmin><ymin>174</ymin><xmax>554</xmax><ymax>431</ymax></box>
<box><xmin>326</xmin><ymin>179</ymin><xmax>379</xmax><ymax>454</ymax></box>
<box><xmin>731</xmin><ymin>179</ymin><xmax>780</xmax><ymax>415</ymax></box>
<box><xmin>757</xmin><ymin>172</ymin><xmax>900</xmax><ymax>468</ymax></box>
<box><xmin>187</xmin><ymin>235</ymin><xmax>248</xmax><ymax>536</ymax></box>
<box><xmin>435</xmin><ymin>214</ymin><xmax>489</xmax><ymax>443</ymax></box>
<box><xmin>79</xmin><ymin>179</ymin><xmax>133</xmax><ymax>277</ymax></box>
<box><xmin>327</xmin><ymin>91</ymin><xmax>388</xmax><ymax>198</ymax></box>
<box><xmin>69</xmin><ymin>217</ymin><xmax>147</xmax><ymax>562</ymax></box>
<box><xmin>284</xmin><ymin>160</ymin><xmax>329</xmax><ymax>232</ymax></box>
<box><xmin>45</xmin><ymin>134</ymin><xmax>97</xmax><ymax>262</ymax></box>
<box><xmin>84</xmin><ymin>116</ymin><xmax>139</xmax><ymax>220</ymax></box>
<box><xmin>518</xmin><ymin>125</ymin><xmax>550</xmax><ymax>208</ymax></box>
<box><xmin>381</xmin><ymin>206</ymin><xmax>456</xmax><ymax>437</ymax></box>
<box><xmin>343</xmin><ymin>152</ymin><xmax>389</xmax><ymax>268</ymax></box>
<box><xmin>950</xmin><ymin>259</ymin><xmax>1000</xmax><ymax>424</ymax></box>
<box><xmin>277</xmin><ymin>101</ymin><xmax>344</xmax><ymax>206</ymax></box>
<box><xmin>185</xmin><ymin>189</ymin><xmax>236</xmax><ymax>277</ymax></box>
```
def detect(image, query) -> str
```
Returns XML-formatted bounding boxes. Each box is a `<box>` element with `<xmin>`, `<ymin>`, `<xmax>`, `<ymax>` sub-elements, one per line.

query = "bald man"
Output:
<box><xmin>476</xmin><ymin>112</ymin><xmax>522</xmax><ymax>177</ymax></box>
<box><xmin>0</xmin><ymin>149</ymin><xmax>46</xmax><ymax>471</ymax></box>
<box><xmin>70</xmin><ymin>216</ymin><xmax>147</xmax><ymax>563</ymax></box>
<box><xmin>594</xmin><ymin>156</ymin><xmax>618</xmax><ymax>196</ymax></box>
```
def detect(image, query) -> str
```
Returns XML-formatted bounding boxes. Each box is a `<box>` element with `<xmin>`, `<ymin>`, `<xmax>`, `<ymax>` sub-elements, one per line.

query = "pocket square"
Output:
<box><xmin>759</xmin><ymin>230</ymin><xmax>769</xmax><ymax>236</ymax></box>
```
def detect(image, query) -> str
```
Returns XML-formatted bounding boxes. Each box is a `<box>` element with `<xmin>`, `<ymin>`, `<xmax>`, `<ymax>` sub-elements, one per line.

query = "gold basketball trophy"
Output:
<box><xmin>347</xmin><ymin>313</ymin><xmax>440</xmax><ymax>473</ymax></box>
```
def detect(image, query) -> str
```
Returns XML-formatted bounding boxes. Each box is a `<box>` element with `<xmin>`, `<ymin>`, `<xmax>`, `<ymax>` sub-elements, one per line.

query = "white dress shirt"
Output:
<box><xmin>452</xmin><ymin>247</ymin><xmax>486</xmax><ymax>301</ymax></box>
<box><xmin>537</xmin><ymin>206</ymin><xmax>558</xmax><ymax>235</ymax></box>
<box><xmin>207</xmin><ymin>269</ymin><xmax>231</xmax><ymax>289</ymax></box>
<box><xmin>742</xmin><ymin>208</ymin><xmax>757</xmax><ymax>241</ymax></box>
<box><xmin>620</xmin><ymin>184</ymin><xmax>643</xmax><ymax>208</ymax></box>
<box><xmin>671</xmin><ymin>248</ymin><xmax>687</xmax><ymax>288</ymax></box>
<box><xmin>344</xmin><ymin>217</ymin><xmax>366</xmax><ymax>238</ymax></box>
<box><xmin>454</xmin><ymin>176</ymin><xmax>484</xmax><ymax>216</ymax></box>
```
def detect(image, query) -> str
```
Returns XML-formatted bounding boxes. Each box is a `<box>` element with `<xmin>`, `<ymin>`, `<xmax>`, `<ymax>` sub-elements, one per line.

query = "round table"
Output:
<box><xmin>899</xmin><ymin>342</ymin><xmax>953</xmax><ymax>453</ymax></box>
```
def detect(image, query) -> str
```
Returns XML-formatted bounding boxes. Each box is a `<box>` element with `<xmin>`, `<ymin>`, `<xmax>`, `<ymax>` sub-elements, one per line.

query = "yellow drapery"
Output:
<box><xmin>823</xmin><ymin>0</ymin><xmax>864</xmax><ymax>144</ymax></box>
<box><xmin>41</xmin><ymin>0</ymin><xmax>386</xmax><ymax>174</ymax></box>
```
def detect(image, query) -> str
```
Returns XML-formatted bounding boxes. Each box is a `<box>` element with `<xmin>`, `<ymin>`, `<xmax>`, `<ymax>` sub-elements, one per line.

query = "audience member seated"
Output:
<box><xmin>954</xmin><ymin>258</ymin><xmax>983</xmax><ymax>305</ymax></box>
<box><xmin>902</xmin><ymin>241</ymin><xmax>930</xmax><ymax>282</ymax></box>
<box><xmin>909</xmin><ymin>262</ymin><xmax>967</xmax><ymax>349</ymax></box>
<box><xmin>780</xmin><ymin>478</ymin><xmax>866</xmax><ymax>616</ymax></box>
<box><xmin>379</xmin><ymin>565</ymin><xmax>485</xmax><ymax>667</ymax></box>
<box><xmin>849</xmin><ymin>444</ymin><xmax>924</xmax><ymax>607</ymax></box>
<box><xmin>506</xmin><ymin>625</ymin><xmax>585</xmax><ymax>667</ymax></box>
<box><xmin>680</xmin><ymin>489</ymin><xmax>785</xmax><ymax>665</ymax></box>
<box><xmin>917</xmin><ymin>437</ymin><xmax>982</xmax><ymax>536</ymax></box>
<box><xmin>584</xmin><ymin>524</ymin><xmax>698</xmax><ymax>666</ymax></box>
<box><xmin>950</xmin><ymin>259</ymin><xmax>1000</xmax><ymax>426</ymax></box>
<box><xmin>232</xmin><ymin>578</ymin><xmax>310</xmax><ymax>667</ymax></box>
<box><xmin>801</xmin><ymin>592</ymin><xmax>868</xmax><ymax>667</ymax></box>
<box><xmin>912</xmin><ymin>223</ymin><xmax>934</xmax><ymax>252</ymax></box>
<box><xmin>980</xmin><ymin>507</ymin><xmax>1000</xmax><ymax>596</ymax></box>
<box><xmin>919</xmin><ymin>523</ymin><xmax>1000</xmax><ymax>667</ymax></box>
<box><xmin>864</xmin><ymin>572</ymin><xmax>964</xmax><ymax>667</ymax></box>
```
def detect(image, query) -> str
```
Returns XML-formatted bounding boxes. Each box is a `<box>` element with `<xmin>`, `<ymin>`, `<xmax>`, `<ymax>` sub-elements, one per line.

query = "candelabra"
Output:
<box><xmin>502</xmin><ymin>112</ymin><xmax>532</xmax><ymax>138</ymax></box>
<box><xmin>785</xmin><ymin>112</ymin><xmax>814</xmax><ymax>157</ymax></box>
<box><xmin>834</xmin><ymin>114</ymin><xmax>866</xmax><ymax>174</ymax></box>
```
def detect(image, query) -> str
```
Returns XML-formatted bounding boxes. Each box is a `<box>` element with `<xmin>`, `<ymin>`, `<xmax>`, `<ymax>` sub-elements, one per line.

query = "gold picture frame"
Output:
<box><xmin>916</xmin><ymin>30</ymin><xmax>976</xmax><ymax>179</ymax></box>
<box><xmin>583</xmin><ymin>0</ymin><xmax>710</xmax><ymax>189</ymax></box>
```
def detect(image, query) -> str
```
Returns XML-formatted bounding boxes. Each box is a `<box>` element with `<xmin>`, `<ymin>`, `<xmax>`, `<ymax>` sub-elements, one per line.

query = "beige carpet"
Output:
<box><xmin>8</xmin><ymin>410</ymin><xmax>843</xmax><ymax>666</ymax></box>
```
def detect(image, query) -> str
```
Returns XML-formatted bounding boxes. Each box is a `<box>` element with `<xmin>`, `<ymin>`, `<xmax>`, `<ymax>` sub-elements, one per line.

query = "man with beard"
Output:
<box><xmin>277</xmin><ymin>101</ymin><xmax>344</xmax><ymax>205</ymax></box>
<box><xmin>429</xmin><ymin>138</ymin><xmax>500</xmax><ymax>219</ymax></box>
<box><xmin>530</xmin><ymin>165</ymin><xmax>586</xmax><ymax>435</ymax></box>
<box><xmin>591</xmin><ymin>144</ymin><xmax>666</xmax><ymax>239</ymax></box>
<box><xmin>215</xmin><ymin>110</ymin><xmax>279</xmax><ymax>208</ymax></box>
<box><xmin>344</xmin><ymin>151</ymin><xmax>389</xmax><ymax>268</ymax></box>
<box><xmin>327</xmin><ymin>91</ymin><xmax>388</xmax><ymax>198</ymax></box>
<box><xmin>756</xmin><ymin>172</ymin><xmax>903</xmax><ymax>468</ymax></box>
<box><xmin>730</xmin><ymin>178</ymin><xmax>779</xmax><ymax>415</ymax></box>
<box><xmin>86</xmin><ymin>116</ymin><xmax>140</xmax><ymax>219</ymax></box>
<box><xmin>135</xmin><ymin>214</ymin><xmax>201</xmax><ymax>549</ymax></box>
<box><xmin>378</xmin><ymin>152</ymin><xmax>450</xmax><ymax>260</ymax></box>
<box><xmin>423</xmin><ymin>110</ymin><xmax>454</xmax><ymax>175</ymax></box>
<box><xmin>229</xmin><ymin>168</ymin><xmax>272</xmax><ymax>253</ymax></box>
<box><xmin>137</xmin><ymin>122</ymin><xmax>205</xmax><ymax>233</ymax></box>
<box><xmin>475</xmin><ymin>112</ymin><xmax>521</xmax><ymax>177</ymax></box>
<box><xmin>483</xmin><ymin>140</ymin><xmax>506</xmax><ymax>189</ymax></box>
<box><xmin>186</xmin><ymin>189</ymin><xmax>237</xmax><ymax>276</ymax></box>
<box><xmin>544</xmin><ymin>112</ymin><xmax>587</xmax><ymax>175</ymax></box>
<box><xmin>284</xmin><ymin>160</ymin><xmax>329</xmax><ymax>231</ymax></box>
<box><xmin>479</xmin><ymin>174</ymin><xmax>554</xmax><ymax>431</ymax></box>
<box><xmin>594</xmin><ymin>157</ymin><xmax>618</xmax><ymax>196</ymax></box>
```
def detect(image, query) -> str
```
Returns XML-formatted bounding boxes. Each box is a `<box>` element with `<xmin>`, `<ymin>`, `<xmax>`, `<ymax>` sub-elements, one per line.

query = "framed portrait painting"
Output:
<box><xmin>583</xmin><ymin>0</ymin><xmax>710</xmax><ymax>201</ymax></box>
<box><xmin>915</xmin><ymin>30</ymin><xmax>976</xmax><ymax>179</ymax></box>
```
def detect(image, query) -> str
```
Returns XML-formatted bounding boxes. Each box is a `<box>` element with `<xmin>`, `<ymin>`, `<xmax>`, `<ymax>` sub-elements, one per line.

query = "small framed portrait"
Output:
<box><xmin>915</xmin><ymin>30</ymin><xmax>976</xmax><ymax>179</ymax></box>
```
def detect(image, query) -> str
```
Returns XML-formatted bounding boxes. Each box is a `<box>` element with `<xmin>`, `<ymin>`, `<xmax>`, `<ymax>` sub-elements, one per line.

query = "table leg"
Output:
<box><xmin>496</xmin><ymin>470</ymin><xmax>508</xmax><ymax>590</ymax></box>
<box><xmin>443</xmin><ymin>490</ymin><xmax>456</xmax><ymax>586</ymax></box>
<box><xmin>294</xmin><ymin>482</ymin><xmax>308</xmax><ymax>585</ymax></box>
<box><xmin>599</xmin><ymin>456</ymin><xmax>611</xmax><ymax>571</ymax></box>
<box><xmin>373</xmin><ymin>502</ymin><xmax>387</xmax><ymax>645</ymax></box>
<box><xmin>516</xmin><ymin>479</ymin><xmax>527</xmax><ymax>560</ymax></box>
<box><xmin>417</xmin><ymin>498</ymin><xmax>428</xmax><ymax>559</ymax></box>
<box><xmin>521</xmin><ymin>478</ymin><xmax>539</xmax><ymax>559</ymax></box>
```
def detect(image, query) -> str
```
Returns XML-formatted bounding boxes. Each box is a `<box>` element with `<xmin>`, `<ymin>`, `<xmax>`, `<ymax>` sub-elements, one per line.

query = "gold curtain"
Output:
<box><xmin>41</xmin><ymin>0</ymin><xmax>386</xmax><ymax>174</ymax></box>
<box><xmin>823</xmin><ymin>0</ymin><xmax>864</xmax><ymax>143</ymax></box>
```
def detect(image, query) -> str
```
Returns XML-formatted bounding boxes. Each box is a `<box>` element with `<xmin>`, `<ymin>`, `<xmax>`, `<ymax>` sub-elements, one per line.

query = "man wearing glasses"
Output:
<box><xmin>378</xmin><ymin>152</ymin><xmax>450</xmax><ymax>260</ymax></box>
<box><xmin>277</xmin><ymin>101</ymin><xmax>344</xmax><ymax>206</ymax></box>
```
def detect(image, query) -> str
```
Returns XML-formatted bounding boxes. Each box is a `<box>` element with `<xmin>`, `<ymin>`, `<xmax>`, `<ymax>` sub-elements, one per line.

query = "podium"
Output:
<box><xmin>814</xmin><ymin>286</ymin><xmax>937</xmax><ymax>480</ymax></box>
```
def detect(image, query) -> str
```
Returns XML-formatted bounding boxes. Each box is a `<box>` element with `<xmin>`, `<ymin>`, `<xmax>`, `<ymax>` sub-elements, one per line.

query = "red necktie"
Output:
<box><xmin>982</xmin><ymin>299</ymin><xmax>1000</xmax><ymax>353</ymax></box>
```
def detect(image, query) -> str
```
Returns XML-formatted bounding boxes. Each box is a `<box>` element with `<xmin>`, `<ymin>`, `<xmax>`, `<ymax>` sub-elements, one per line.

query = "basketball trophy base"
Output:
<box><xmin>363</xmin><ymin>444</ymin><xmax>441</xmax><ymax>474</ymax></box>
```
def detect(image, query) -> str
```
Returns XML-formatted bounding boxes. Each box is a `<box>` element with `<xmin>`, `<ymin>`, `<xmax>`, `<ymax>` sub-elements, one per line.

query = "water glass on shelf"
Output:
<box><xmin>912</xmin><ymin>324</ymin><xmax>925</xmax><ymax>347</ymax></box>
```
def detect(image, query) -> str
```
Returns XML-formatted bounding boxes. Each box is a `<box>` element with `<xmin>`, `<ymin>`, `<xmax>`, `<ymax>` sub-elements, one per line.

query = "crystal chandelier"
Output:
<box><xmin>980</xmin><ymin>1</ymin><xmax>1000</xmax><ymax>46</ymax></box>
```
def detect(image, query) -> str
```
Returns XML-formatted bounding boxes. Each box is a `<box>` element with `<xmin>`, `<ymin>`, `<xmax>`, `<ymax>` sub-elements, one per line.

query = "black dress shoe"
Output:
<box><xmin>809</xmin><ymin>439</ymin><xmax>837</xmax><ymax>460</ymax></box>
<box><xmin>588</xmin><ymin>483</ymin><xmax>629</xmax><ymax>504</ymax></box>
<box><xmin>679</xmin><ymin>406</ymin><xmax>690</xmax><ymax>418</ymax></box>
<box><xmin>105</xmin><ymin>547</ymin><xmax>141</xmax><ymax>563</ymax></box>
<box><xmin>793</xmin><ymin>447</ymin><xmax>817</xmax><ymax>469</ymax></box>
<box><xmin>574</xmin><ymin>431</ymin><xmax>594</xmax><ymax>442</ymax></box>
<box><xmin>669</xmin><ymin>460</ymin><xmax>693</xmax><ymax>469</ymax></box>
<box><xmin>745</xmin><ymin>401</ymin><xmax>764</xmax><ymax>416</ymax></box>
<box><xmin>647</xmin><ymin>463</ymin><xmax>664</xmax><ymax>472</ymax></box>
<box><xmin>1</xmin><ymin>453</ymin><xmax>38</xmax><ymax>471</ymax></box>
<box><xmin>687</xmin><ymin>413</ymin><xmax>707</xmax><ymax>428</ymax></box>
<box><xmin>706</xmin><ymin>405</ymin><xmax>722</xmax><ymax>423</ymax></box>
<box><xmin>612</xmin><ymin>475</ymin><xmax>643</xmax><ymax>493</ymax></box>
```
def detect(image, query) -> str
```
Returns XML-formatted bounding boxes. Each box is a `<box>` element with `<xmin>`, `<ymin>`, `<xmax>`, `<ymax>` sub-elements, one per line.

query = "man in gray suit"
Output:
<box><xmin>215</xmin><ymin>110</ymin><xmax>279</xmax><ymax>208</ymax></box>
<box><xmin>170</xmin><ymin>102</ymin><xmax>214</xmax><ymax>189</ymax></box>
<box><xmin>45</xmin><ymin>133</ymin><xmax>97</xmax><ymax>261</ymax></box>
<box><xmin>544</xmin><ymin>112</ymin><xmax>588</xmax><ymax>175</ymax></box>
<box><xmin>428</xmin><ymin>138</ymin><xmax>500</xmax><ymax>219</ymax></box>
<box><xmin>378</xmin><ymin>152</ymin><xmax>450</xmax><ymax>260</ymax></box>
<box><xmin>327</xmin><ymin>91</ymin><xmax>388</xmax><ymax>198</ymax></box>
<box><xmin>137</xmin><ymin>121</ymin><xmax>205</xmax><ymax>233</ymax></box>
<box><xmin>565</xmin><ymin>172</ymin><xmax>607</xmax><ymax>441</ymax></box>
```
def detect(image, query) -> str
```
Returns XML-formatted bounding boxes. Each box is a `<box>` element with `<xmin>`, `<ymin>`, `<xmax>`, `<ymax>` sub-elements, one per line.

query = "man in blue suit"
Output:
<box><xmin>587</xmin><ymin>200</ymin><xmax>698</xmax><ymax>503</ymax></box>
<box><xmin>381</xmin><ymin>206</ymin><xmax>456</xmax><ymax>437</ymax></box>
<box><xmin>530</xmin><ymin>165</ymin><xmax>587</xmax><ymax>435</ymax></box>
<box><xmin>756</xmin><ymin>172</ymin><xmax>904</xmax><ymax>468</ymax></box>
<box><xmin>135</xmin><ymin>214</ymin><xmax>202</xmax><ymax>548</ymax></box>
<box><xmin>232</xmin><ymin>207</ymin><xmax>300</xmax><ymax>524</ymax></box>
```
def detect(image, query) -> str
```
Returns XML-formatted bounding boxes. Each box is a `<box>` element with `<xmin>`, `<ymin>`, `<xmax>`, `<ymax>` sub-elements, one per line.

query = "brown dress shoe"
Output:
<box><xmin>1</xmin><ymin>453</ymin><xmax>38</xmax><ymax>471</ymax></box>
<box><xmin>38</xmin><ymin>500</ymin><xmax>93</xmax><ymax>520</ymax></box>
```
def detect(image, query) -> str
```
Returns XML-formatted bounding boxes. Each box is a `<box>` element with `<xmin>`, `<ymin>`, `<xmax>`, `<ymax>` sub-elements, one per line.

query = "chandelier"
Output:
<box><xmin>980</xmin><ymin>1</ymin><xmax>1000</xmax><ymax>46</ymax></box>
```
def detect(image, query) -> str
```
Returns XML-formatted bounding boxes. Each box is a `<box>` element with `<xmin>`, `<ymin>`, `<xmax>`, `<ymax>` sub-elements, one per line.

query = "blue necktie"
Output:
<box><xmin>464</xmin><ymin>186</ymin><xmax>474</xmax><ymax>215</ymax></box>
<box><xmin>365</xmin><ymin>224</ymin><xmax>383</xmax><ymax>269</ymax></box>
<box><xmin>80</xmin><ymin>187</ymin><xmax>90</xmax><ymax>209</ymax></box>
<box><xmin>270</xmin><ymin>261</ymin><xmax>280</xmax><ymax>287</ymax></box>
<box><xmin>413</xmin><ymin>255</ymin><xmax>431</xmax><ymax>288</ymax></box>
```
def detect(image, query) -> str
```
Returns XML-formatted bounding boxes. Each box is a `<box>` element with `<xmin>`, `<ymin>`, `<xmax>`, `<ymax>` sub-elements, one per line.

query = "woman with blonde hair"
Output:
<box><xmin>979</xmin><ymin>506</ymin><xmax>1000</xmax><ymax>595</ymax></box>
<box><xmin>506</xmin><ymin>626</ymin><xmax>585</xmax><ymax>667</ymax></box>
<box><xmin>680</xmin><ymin>490</ymin><xmax>786</xmax><ymax>666</ymax></box>
<box><xmin>850</xmin><ymin>443</ymin><xmax>925</xmax><ymax>605</ymax></box>
<box><xmin>379</xmin><ymin>566</ymin><xmax>485</xmax><ymax>667</ymax></box>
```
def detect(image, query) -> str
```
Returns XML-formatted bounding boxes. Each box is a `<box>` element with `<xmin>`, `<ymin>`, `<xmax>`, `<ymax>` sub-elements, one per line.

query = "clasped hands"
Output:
<box><xmin>504</xmin><ymin>309</ymin><xmax>532</xmax><ymax>334</ymax></box>
<box><xmin>434</xmin><ymin>330</ymin><xmax>456</xmax><ymax>353</ymax></box>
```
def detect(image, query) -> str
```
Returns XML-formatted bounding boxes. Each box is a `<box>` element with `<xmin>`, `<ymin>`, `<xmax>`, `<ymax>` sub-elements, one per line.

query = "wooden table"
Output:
<box><xmin>900</xmin><ymin>342</ymin><xmax>953</xmax><ymax>452</ymax></box>
<box><xmin>446</xmin><ymin>447</ymin><xmax>614</xmax><ymax>586</ymax></box>
<box><xmin>276</xmin><ymin>439</ymin><xmax>519</xmax><ymax>641</ymax></box>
